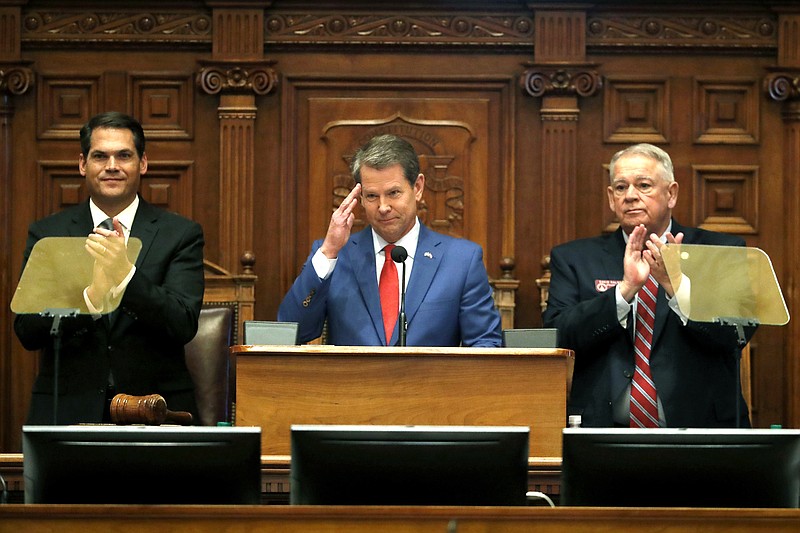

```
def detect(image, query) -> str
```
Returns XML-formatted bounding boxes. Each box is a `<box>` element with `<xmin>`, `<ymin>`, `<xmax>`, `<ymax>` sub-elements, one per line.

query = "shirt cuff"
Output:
<box><xmin>311</xmin><ymin>248</ymin><xmax>337</xmax><ymax>280</ymax></box>
<box><xmin>615</xmin><ymin>284</ymin><xmax>633</xmax><ymax>327</ymax></box>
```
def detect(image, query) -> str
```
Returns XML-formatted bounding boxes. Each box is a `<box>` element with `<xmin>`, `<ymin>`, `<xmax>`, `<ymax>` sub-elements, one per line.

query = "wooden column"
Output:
<box><xmin>197</xmin><ymin>1</ymin><xmax>277</xmax><ymax>272</ymax></box>
<box><xmin>521</xmin><ymin>7</ymin><xmax>601</xmax><ymax>255</ymax></box>
<box><xmin>765</xmin><ymin>10</ymin><xmax>800</xmax><ymax>427</ymax></box>
<box><xmin>0</xmin><ymin>0</ymin><xmax>33</xmax><ymax>452</ymax></box>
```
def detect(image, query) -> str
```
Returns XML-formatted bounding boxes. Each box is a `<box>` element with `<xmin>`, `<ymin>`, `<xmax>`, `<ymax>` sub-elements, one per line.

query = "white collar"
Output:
<box><xmin>372</xmin><ymin>217</ymin><xmax>420</xmax><ymax>259</ymax></box>
<box><xmin>89</xmin><ymin>196</ymin><xmax>139</xmax><ymax>236</ymax></box>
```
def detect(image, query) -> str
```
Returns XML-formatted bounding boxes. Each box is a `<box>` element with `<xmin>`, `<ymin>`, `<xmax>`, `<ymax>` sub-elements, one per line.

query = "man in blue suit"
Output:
<box><xmin>279</xmin><ymin>134</ymin><xmax>501</xmax><ymax>347</ymax></box>
<box><xmin>543</xmin><ymin>143</ymin><xmax>754</xmax><ymax>428</ymax></box>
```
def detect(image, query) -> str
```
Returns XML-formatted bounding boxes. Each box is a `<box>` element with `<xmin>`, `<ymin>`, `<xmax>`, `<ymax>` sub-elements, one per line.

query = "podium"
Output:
<box><xmin>231</xmin><ymin>345</ymin><xmax>573</xmax><ymax>459</ymax></box>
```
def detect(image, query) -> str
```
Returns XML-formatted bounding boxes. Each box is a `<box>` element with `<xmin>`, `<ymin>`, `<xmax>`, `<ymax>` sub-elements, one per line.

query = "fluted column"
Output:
<box><xmin>521</xmin><ymin>7</ymin><xmax>601</xmax><ymax>254</ymax></box>
<box><xmin>765</xmin><ymin>8</ymin><xmax>800</xmax><ymax>426</ymax></box>
<box><xmin>197</xmin><ymin>1</ymin><xmax>277</xmax><ymax>272</ymax></box>
<box><xmin>1</xmin><ymin>0</ymin><xmax>33</xmax><ymax>451</ymax></box>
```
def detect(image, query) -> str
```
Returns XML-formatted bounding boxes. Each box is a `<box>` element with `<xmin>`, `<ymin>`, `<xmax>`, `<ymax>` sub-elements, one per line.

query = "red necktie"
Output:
<box><xmin>379</xmin><ymin>244</ymin><xmax>398</xmax><ymax>345</ymax></box>
<box><xmin>630</xmin><ymin>275</ymin><xmax>660</xmax><ymax>428</ymax></box>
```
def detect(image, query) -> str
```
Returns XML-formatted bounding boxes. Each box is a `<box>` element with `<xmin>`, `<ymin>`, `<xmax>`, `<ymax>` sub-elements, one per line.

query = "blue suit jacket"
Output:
<box><xmin>543</xmin><ymin>220</ymin><xmax>754</xmax><ymax>428</ymax></box>
<box><xmin>14</xmin><ymin>199</ymin><xmax>205</xmax><ymax>424</ymax></box>
<box><xmin>278</xmin><ymin>224</ymin><xmax>502</xmax><ymax>347</ymax></box>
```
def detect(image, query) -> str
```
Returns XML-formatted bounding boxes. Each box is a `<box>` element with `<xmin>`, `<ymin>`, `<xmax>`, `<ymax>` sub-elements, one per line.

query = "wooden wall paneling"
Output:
<box><xmin>36</xmin><ymin>74</ymin><xmax>100</xmax><ymax>140</ymax></box>
<box><xmin>693</xmin><ymin>77</ymin><xmax>760</xmax><ymax>145</ymax></box>
<box><xmin>764</xmin><ymin>7</ymin><xmax>800</xmax><ymax>428</ymax></box>
<box><xmin>131</xmin><ymin>72</ymin><xmax>195</xmax><ymax>141</ymax></box>
<box><xmin>522</xmin><ymin>7</ymin><xmax>602</xmax><ymax>263</ymax></box>
<box><xmin>603</xmin><ymin>76</ymin><xmax>670</xmax><ymax>145</ymax></box>
<box><xmin>781</xmin><ymin>99</ymin><xmax>800</xmax><ymax>428</ymax></box>
<box><xmin>765</xmin><ymin>12</ymin><xmax>800</xmax><ymax>426</ymax></box>
<box><xmin>198</xmin><ymin>2</ymin><xmax>277</xmax><ymax>273</ymax></box>
<box><xmin>0</xmin><ymin>0</ymin><xmax>34</xmax><ymax>453</ymax></box>
<box><xmin>692</xmin><ymin>164</ymin><xmax>758</xmax><ymax>235</ymax></box>
<box><xmin>280</xmin><ymin>77</ymin><xmax>514</xmax><ymax>300</ymax></box>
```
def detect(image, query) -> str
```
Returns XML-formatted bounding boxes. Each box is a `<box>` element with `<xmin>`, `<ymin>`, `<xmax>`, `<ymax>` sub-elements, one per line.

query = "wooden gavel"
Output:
<box><xmin>110</xmin><ymin>393</ymin><xmax>193</xmax><ymax>426</ymax></box>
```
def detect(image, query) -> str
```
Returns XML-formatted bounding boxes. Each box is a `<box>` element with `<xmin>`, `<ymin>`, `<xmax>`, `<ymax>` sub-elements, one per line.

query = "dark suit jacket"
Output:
<box><xmin>542</xmin><ymin>220</ymin><xmax>754</xmax><ymax>428</ymax></box>
<box><xmin>278</xmin><ymin>224</ymin><xmax>502</xmax><ymax>347</ymax></box>
<box><xmin>14</xmin><ymin>198</ymin><xmax>205</xmax><ymax>425</ymax></box>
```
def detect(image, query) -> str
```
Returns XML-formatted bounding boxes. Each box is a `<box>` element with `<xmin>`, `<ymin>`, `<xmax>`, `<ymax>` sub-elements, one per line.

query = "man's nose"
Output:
<box><xmin>105</xmin><ymin>156</ymin><xmax>119</xmax><ymax>169</ymax></box>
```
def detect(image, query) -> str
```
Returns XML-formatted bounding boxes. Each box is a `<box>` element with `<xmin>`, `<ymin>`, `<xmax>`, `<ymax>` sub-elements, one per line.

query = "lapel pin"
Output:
<box><xmin>424</xmin><ymin>251</ymin><xmax>433</xmax><ymax>259</ymax></box>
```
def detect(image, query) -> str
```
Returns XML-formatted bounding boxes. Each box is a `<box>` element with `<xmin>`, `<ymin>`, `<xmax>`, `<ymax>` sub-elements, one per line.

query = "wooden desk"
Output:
<box><xmin>2</xmin><ymin>505</ymin><xmax>800</xmax><ymax>532</ymax></box>
<box><xmin>232</xmin><ymin>345</ymin><xmax>573</xmax><ymax>459</ymax></box>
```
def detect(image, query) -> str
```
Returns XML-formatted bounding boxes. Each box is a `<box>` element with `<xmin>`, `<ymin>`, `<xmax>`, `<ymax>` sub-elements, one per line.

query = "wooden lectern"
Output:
<box><xmin>232</xmin><ymin>345</ymin><xmax>573</xmax><ymax>459</ymax></box>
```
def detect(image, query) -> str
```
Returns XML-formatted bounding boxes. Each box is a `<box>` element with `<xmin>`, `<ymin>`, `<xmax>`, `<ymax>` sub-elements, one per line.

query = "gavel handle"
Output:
<box><xmin>165</xmin><ymin>410</ymin><xmax>193</xmax><ymax>425</ymax></box>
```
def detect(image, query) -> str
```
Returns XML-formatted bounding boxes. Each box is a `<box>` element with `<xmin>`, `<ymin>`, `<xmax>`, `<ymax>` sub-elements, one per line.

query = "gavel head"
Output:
<box><xmin>110</xmin><ymin>393</ymin><xmax>168</xmax><ymax>425</ymax></box>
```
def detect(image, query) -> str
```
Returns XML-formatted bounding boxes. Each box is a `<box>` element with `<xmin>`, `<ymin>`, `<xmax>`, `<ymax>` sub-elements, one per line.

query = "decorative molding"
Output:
<box><xmin>130</xmin><ymin>73</ymin><xmax>195</xmax><ymax>140</ymax></box>
<box><xmin>264</xmin><ymin>13</ymin><xmax>534</xmax><ymax>48</ymax></box>
<box><xmin>586</xmin><ymin>14</ymin><xmax>777</xmax><ymax>51</ymax></box>
<box><xmin>196</xmin><ymin>60</ymin><xmax>278</xmax><ymax>96</ymax></box>
<box><xmin>21</xmin><ymin>10</ymin><xmax>212</xmax><ymax>47</ymax></box>
<box><xmin>0</xmin><ymin>63</ymin><xmax>33</xmax><ymax>95</ymax></box>
<box><xmin>15</xmin><ymin>7</ymin><xmax>782</xmax><ymax>52</ymax></box>
<box><xmin>603</xmin><ymin>76</ymin><xmax>669</xmax><ymax>144</ymax></box>
<box><xmin>535</xmin><ymin>10</ymin><xmax>585</xmax><ymax>63</ymax></box>
<box><xmin>693</xmin><ymin>164</ymin><xmax>759</xmax><ymax>234</ymax></box>
<box><xmin>765</xmin><ymin>68</ymin><xmax>800</xmax><ymax>102</ymax></box>
<box><xmin>36</xmin><ymin>74</ymin><xmax>100</xmax><ymax>140</ymax></box>
<box><xmin>139</xmin><ymin>160</ymin><xmax>195</xmax><ymax>219</ymax></box>
<box><xmin>693</xmin><ymin>77</ymin><xmax>759</xmax><ymax>145</ymax></box>
<box><xmin>520</xmin><ymin>64</ymin><xmax>602</xmax><ymax>98</ymax></box>
<box><xmin>37</xmin><ymin>159</ymin><xmax>194</xmax><ymax>220</ymax></box>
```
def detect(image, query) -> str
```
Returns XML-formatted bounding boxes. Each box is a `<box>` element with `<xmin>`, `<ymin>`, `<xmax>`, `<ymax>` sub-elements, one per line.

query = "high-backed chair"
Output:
<box><xmin>183</xmin><ymin>256</ymin><xmax>257</xmax><ymax>425</ymax></box>
<box><xmin>184</xmin><ymin>306</ymin><xmax>234</xmax><ymax>426</ymax></box>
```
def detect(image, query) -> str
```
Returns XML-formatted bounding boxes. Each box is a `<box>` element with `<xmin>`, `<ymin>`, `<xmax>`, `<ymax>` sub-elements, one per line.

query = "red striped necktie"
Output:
<box><xmin>630</xmin><ymin>275</ymin><xmax>660</xmax><ymax>428</ymax></box>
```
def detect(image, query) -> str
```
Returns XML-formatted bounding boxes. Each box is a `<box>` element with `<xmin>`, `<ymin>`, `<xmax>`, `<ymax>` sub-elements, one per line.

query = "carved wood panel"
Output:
<box><xmin>37</xmin><ymin>74</ymin><xmax>100</xmax><ymax>139</ymax></box>
<box><xmin>603</xmin><ymin>76</ymin><xmax>670</xmax><ymax>144</ymax></box>
<box><xmin>693</xmin><ymin>164</ymin><xmax>758</xmax><ymax>234</ymax></box>
<box><xmin>281</xmin><ymin>78</ymin><xmax>514</xmax><ymax>293</ymax></box>
<box><xmin>693</xmin><ymin>78</ymin><xmax>759</xmax><ymax>144</ymax></box>
<box><xmin>130</xmin><ymin>73</ymin><xmax>194</xmax><ymax>140</ymax></box>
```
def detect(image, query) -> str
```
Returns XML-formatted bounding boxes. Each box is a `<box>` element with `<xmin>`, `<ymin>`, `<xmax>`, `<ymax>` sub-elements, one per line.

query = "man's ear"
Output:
<box><xmin>414</xmin><ymin>173</ymin><xmax>425</xmax><ymax>201</ymax></box>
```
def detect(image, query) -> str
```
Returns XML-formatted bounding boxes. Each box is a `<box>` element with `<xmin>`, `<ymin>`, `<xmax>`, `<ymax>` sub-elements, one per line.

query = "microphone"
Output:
<box><xmin>391</xmin><ymin>246</ymin><xmax>409</xmax><ymax>346</ymax></box>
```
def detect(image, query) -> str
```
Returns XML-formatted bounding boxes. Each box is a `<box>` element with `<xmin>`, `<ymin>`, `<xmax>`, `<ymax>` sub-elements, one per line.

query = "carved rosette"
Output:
<box><xmin>520</xmin><ymin>64</ymin><xmax>602</xmax><ymax>98</ymax></box>
<box><xmin>196</xmin><ymin>61</ymin><xmax>278</xmax><ymax>96</ymax></box>
<box><xmin>0</xmin><ymin>65</ymin><xmax>35</xmax><ymax>96</ymax></box>
<box><xmin>765</xmin><ymin>69</ymin><xmax>800</xmax><ymax>103</ymax></box>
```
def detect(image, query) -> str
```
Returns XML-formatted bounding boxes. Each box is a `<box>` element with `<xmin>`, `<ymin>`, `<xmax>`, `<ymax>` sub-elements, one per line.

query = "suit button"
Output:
<box><xmin>623</xmin><ymin>370</ymin><xmax>633</xmax><ymax>379</ymax></box>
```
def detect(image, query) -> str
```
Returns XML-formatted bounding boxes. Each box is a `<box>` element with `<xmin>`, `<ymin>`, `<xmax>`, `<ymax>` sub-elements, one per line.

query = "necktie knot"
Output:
<box><xmin>97</xmin><ymin>218</ymin><xmax>114</xmax><ymax>231</ymax></box>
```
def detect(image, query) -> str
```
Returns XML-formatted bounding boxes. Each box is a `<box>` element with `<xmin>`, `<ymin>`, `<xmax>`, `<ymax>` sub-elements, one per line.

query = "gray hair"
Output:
<box><xmin>351</xmin><ymin>134</ymin><xmax>420</xmax><ymax>186</ymax></box>
<box><xmin>609</xmin><ymin>143</ymin><xmax>674</xmax><ymax>183</ymax></box>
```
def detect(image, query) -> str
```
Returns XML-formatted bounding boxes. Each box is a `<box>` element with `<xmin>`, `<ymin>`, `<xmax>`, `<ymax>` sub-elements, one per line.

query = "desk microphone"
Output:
<box><xmin>391</xmin><ymin>245</ymin><xmax>409</xmax><ymax>347</ymax></box>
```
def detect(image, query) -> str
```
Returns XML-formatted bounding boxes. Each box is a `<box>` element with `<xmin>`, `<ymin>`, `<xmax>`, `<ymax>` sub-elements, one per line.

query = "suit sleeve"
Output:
<box><xmin>277</xmin><ymin>240</ymin><xmax>330</xmax><ymax>343</ymax></box>
<box><xmin>542</xmin><ymin>245</ymin><xmax>626</xmax><ymax>353</ymax></box>
<box><xmin>458</xmin><ymin>245</ymin><xmax>502</xmax><ymax>347</ymax></box>
<box><xmin>116</xmin><ymin>220</ymin><xmax>205</xmax><ymax>345</ymax></box>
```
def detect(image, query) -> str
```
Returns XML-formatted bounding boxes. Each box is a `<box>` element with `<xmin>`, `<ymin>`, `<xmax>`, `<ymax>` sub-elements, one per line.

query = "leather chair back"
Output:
<box><xmin>184</xmin><ymin>306</ymin><xmax>233</xmax><ymax>426</ymax></box>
